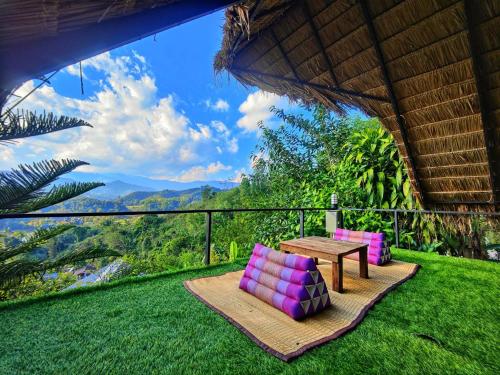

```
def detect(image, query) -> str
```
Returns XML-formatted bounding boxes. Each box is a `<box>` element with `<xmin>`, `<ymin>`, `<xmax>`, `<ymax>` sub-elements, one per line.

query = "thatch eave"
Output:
<box><xmin>215</xmin><ymin>0</ymin><xmax>500</xmax><ymax>211</ymax></box>
<box><xmin>0</xmin><ymin>0</ymin><xmax>237</xmax><ymax>109</ymax></box>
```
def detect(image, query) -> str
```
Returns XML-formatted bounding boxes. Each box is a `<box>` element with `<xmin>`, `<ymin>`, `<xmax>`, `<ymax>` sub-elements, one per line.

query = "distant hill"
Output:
<box><xmin>84</xmin><ymin>180</ymin><xmax>155</xmax><ymax>200</ymax></box>
<box><xmin>65</xmin><ymin>172</ymin><xmax>239</xmax><ymax>191</ymax></box>
<box><xmin>42</xmin><ymin>197</ymin><xmax>130</xmax><ymax>213</ymax></box>
<box><xmin>0</xmin><ymin>185</ymin><xmax>228</xmax><ymax>232</ymax></box>
<box><xmin>119</xmin><ymin>187</ymin><xmax>213</xmax><ymax>205</ymax></box>
<box><xmin>42</xmin><ymin>187</ymin><xmax>220</xmax><ymax>213</ymax></box>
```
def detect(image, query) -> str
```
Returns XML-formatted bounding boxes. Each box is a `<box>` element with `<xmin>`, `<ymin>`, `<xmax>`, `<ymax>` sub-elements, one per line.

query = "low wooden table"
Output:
<box><xmin>279</xmin><ymin>236</ymin><xmax>368</xmax><ymax>293</ymax></box>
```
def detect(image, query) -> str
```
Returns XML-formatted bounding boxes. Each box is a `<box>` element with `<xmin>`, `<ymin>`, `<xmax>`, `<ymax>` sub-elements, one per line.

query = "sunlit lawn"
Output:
<box><xmin>0</xmin><ymin>249</ymin><xmax>498</xmax><ymax>374</ymax></box>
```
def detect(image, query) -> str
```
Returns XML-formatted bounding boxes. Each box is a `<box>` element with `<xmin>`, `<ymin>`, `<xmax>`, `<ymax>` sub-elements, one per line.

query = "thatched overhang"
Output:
<box><xmin>215</xmin><ymin>0</ymin><xmax>500</xmax><ymax>211</ymax></box>
<box><xmin>0</xmin><ymin>0</ymin><xmax>236</xmax><ymax>108</ymax></box>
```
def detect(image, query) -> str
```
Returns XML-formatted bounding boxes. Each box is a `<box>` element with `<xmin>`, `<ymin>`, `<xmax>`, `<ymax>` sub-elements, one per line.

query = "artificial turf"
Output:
<box><xmin>0</xmin><ymin>249</ymin><xmax>498</xmax><ymax>374</ymax></box>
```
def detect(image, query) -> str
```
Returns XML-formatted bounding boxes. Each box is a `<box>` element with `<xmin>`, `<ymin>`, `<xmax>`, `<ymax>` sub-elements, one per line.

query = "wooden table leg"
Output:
<box><xmin>314</xmin><ymin>257</ymin><xmax>319</xmax><ymax>265</ymax></box>
<box><xmin>332</xmin><ymin>258</ymin><xmax>343</xmax><ymax>293</ymax></box>
<box><xmin>359</xmin><ymin>247</ymin><xmax>369</xmax><ymax>279</ymax></box>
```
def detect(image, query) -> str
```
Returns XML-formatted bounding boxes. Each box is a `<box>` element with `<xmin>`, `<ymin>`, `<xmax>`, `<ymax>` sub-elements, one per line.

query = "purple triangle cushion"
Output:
<box><xmin>333</xmin><ymin>229</ymin><xmax>392</xmax><ymax>265</ymax></box>
<box><xmin>239</xmin><ymin>244</ymin><xmax>331</xmax><ymax>320</ymax></box>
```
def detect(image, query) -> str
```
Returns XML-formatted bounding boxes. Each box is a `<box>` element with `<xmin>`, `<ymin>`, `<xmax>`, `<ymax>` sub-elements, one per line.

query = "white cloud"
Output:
<box><xmin>231</xmin><ymin>168</ymin><xmax>247</xmax><ymax>183</ymax></box>
<box><xmin>178</xmin><ymin>145</ymin><xmax>197</xmax><ymax>162</ymax></box>
<box><xmin>5</xmin><ymin>51</ymin><xmax>244</xmax><ymax>180</ymax></box>
<box><xmin>210</xmin><ymin>120</ymin><xmax>230</xmax><ymax>136</ymax></box>
<box><xmin>213</xmin><ymin>99</ymin><xmax>229</xmax><ymax>111</ymax></box>
<box><xmin>189</xmin><ymin>123</ymin><xmax>212</xmax><ymax>141</ymax></box>
<box><xmin>237</xmin><ymin>90</ymin><xmax>286</xmax><ymax>133</ymax></box>
<box><xmin>65</xmin><ymin>63</ymin><xmax>86</xmax><ymax>79</ymax></box>
<box><xmin>8</xmin><ymin>52</ymin><xmax>194</xmax><ymax>174</ymax></box>
<box><xmin>228</xmin><ymin>137</ymin><xmax>239</xmax><ymax>153</ymax></box>
<box><xmin>205</xmin><ymin>98</ymin><xmax>230</xmax><ymax>112</ymax></box>
<box><xmin>0</xmin><ymin>148</ymin><xmax>15</xmax><ymax>164</ymax></box>
<box><xmin>132</xmin><ymin>50</ymin><xmax>146</xmax><ymax>64</ymax></box>
<box><xmin>208</xmin><ymin>120</ymin><xmax>238</xmax><ymax>153</ymax></box>
<box><xmin>177</xmin><ymin>161</ymin><xmax>232</xmax><ymax>182</ymax></box>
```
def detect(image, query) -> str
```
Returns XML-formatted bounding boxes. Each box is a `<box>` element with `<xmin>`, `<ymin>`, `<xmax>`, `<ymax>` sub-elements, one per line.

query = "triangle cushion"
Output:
<box><xmin>239</xmin><ymin>244</ymin><xmax>331</xmax><ymax>320</ymax></box>
<box><xmin>333</xmin><ymin>229</ymin><xmax>392</xmax><ymax>265</ymax></box>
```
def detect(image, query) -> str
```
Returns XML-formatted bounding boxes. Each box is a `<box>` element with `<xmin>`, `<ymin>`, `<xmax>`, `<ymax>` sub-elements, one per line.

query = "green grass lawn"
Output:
<box><xmin>0</xmin><ymin>249</ymin><xmax>498</xmax><ymax>374</ymax></box>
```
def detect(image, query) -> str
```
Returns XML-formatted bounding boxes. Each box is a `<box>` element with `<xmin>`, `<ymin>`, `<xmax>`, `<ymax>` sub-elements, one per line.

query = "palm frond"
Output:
<box><xmin>4</xmin><ymin>182</ymin><xmax>104</xmax><ymax>214</ymax></box>
<box><xmin>0</xmin><ymin>243</ymin><xmax>122</xmax><ymax>288</ymax></box>
<box><xmin>0</xmin><ymin>258</ymin><xmax>42</xmax><ymax>288</ymax></box>
<box><xmin>50</xmin><ymin>243</ymin><xmax>122</xmax><ymax>269</ymax></box>
<box><xmin>0</xmin><ymin>159</ymin><xmax>104</xmax><ymax>213</ymax></box>
<box><xmin>0</xmin><ymin>224</ymin><xmax>74</xmax><ymax>262</ymax></box>
<box><xmin>0</xmin><ymin>110</ymin><xmax>91</xmax><ymax>142</ymax></box>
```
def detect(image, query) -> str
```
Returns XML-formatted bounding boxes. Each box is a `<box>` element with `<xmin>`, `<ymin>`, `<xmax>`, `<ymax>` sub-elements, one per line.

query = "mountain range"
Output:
<box><xmin>58</xmin><ymin>172</ymin><xmax>239</xmax><ymax>200</ymax></box>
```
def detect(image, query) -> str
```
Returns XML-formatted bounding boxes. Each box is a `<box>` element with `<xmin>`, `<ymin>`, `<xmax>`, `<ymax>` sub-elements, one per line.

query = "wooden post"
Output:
<box><xmin>359</xmin><ymin>247</ymin><xmax>369</xmax><ymax>279</ymax></box>
<box><xmin>299</xmin><ymin>209</ymin><xmax>305</xmax><ymax>238</ymax></box>
<box><xmin>394</xmin><ymin>210</ymin><xmax>400</xmax><ymax>248</ymax></box>
<box><xmin>332</xmin><ymin>257</ymin><xmax>343</xmax><ymax>293</ymax></box>
<box><xmin>204</xmin><ymin>211</ymin><xmax>212</xmax><ymax>265</ymax></box>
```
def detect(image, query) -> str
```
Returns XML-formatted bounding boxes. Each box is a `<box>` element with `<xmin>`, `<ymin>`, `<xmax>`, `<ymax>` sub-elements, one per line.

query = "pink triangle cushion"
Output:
<box><xmin>333</xmin><ymin>228</ymin><xmax>392</xmax><ymax>265</ymax></box>
<box><xmin>239</xmin><ymin>243</ymin><xmax>331</xmax><ymax>320</ymax></box>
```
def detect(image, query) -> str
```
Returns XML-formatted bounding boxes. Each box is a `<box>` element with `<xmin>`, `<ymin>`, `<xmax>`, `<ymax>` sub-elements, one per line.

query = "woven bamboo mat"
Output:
<box><xmin>184</xmin><ymin>259</ymin><xmax>419</xmax><ymax>361</ymax></box>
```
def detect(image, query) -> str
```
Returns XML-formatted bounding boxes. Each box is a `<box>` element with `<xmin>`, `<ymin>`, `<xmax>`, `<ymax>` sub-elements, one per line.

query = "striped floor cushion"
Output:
<box><xmin>239</xmin><ymin>243</ymin><xmax>331</xmax><ymax>320</ymax></box>
<box><xmin>333</xmin><ymin>228</ymin><xmax>392</xmax><ymax>266</ymax></box>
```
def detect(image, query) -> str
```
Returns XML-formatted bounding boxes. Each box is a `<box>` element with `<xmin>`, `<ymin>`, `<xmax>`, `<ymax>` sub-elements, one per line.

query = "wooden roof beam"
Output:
<box><xmin>463</xmin><ymin>0</ymin><xmax>499</xmax><ymax>207</ymax></box>
<box><xmin>269</xmin><ymin>27</ymin><xmax>348</xmax><ymax>110</ymax></box>
<box><xmin>253</xmin><ymin>2</ymin><xmax>294</xmax><ymax>22</ymax></box>
<box><xmin>359</xmin><ymin>0</ymin><xmax>426</xmax><ymax>207</ymax></box>
<box><xmin>232</xmin><ymin>67</ymin><xmax>390</xmax><ymax>102</ymax></box>
<box><xmin>270</xmin><ymin>21</ymin><xmax>360</xmax><ymax>109</ymax></box>
<box><xmin>302</xmin><ymin>1</ymin><xmax>339</xmax><ymax>87</ymax></box>
<box><xmin>269</xmin><ymin>28</ymin><xmax>301</xmax><ymax>80</ymax></box>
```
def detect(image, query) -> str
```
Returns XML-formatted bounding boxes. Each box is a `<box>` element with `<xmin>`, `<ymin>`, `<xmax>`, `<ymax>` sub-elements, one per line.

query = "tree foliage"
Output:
<box><xmin>246</xmin><ymin>106</ymin><xmax>438</xmax><ymax>249</ymax></box>
<box><xmin>0</xmin><ymin>110</ymin><xmax>112</xmax><ymax>289</ymax></box>
<box><xmin>0</xmin><ymin>110</ymin><xmax>91</xmax><ymax>143</ymax></box>
<box><xmin>0</xmin><ymin>159</ymin><xmax>104</xmax><ymax>214</ymax></box>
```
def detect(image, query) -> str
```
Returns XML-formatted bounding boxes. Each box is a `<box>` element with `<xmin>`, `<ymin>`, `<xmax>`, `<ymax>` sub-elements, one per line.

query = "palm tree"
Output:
<box><xmin>0</xmin><ymin>110</ymin><xmax>121</xmax><ymax>288</ymax></box>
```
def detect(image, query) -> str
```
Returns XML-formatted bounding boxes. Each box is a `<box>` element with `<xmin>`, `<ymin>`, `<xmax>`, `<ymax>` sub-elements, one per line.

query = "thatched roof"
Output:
<box><xmin>0</xmin><ymin>0</ymin><xmax>236</xmax><ymax>108</ymax></box>
<box><xmin>215</xmin><ymin>0</ymin><xmax>500</xmax><ymax>211</ymax></box>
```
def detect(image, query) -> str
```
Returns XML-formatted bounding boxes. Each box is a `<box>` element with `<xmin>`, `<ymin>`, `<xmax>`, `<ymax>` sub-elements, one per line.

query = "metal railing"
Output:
<box><xmin>1</xmin><ymin>207</ymin><xmax>498</xmax><ymax>264</ymax></box>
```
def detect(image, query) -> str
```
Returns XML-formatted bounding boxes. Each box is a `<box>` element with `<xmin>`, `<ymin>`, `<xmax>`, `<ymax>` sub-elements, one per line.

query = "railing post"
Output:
<box><xmin>394</xmin><ymin>210</ymin><xmax>399</xmax><ymax>248</ymax></box>
<box><xmin>299</xmin><ymin>209</ymin><xmax>305</xmax><ymax>238</ymax></box>
<box><xmin>205</xmin><ymin>211</ymin><xmax>212</xmax><ymax>265</ymax></box>
<box><xmin>338</xmin><ymin>209</ymin><xmax>344</xmax><ymax>229</ymax></box>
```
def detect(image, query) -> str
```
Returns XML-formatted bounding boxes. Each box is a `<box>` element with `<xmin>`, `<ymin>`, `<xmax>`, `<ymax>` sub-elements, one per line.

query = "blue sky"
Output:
<box><xmin>4</xmin><ymin>10</ymin><xmax>360</xmax><ymax>183</ymax></box>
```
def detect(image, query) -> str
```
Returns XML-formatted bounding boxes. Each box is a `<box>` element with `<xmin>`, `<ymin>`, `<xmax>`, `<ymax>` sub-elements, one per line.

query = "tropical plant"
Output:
<box><xmin>229</xmin><ymin>241</ymin><xmax>239</xmax><ymax>261</ymax></box>
<box><xmin>0</xmin><ymin>110</ymin><xmax>90</xmax><ymax>143</ymax></box>
<box><xmin>246</xmin><ymin>105</ymin><xmax>442</xmax><ymax>250</ymax></box>
<box><xmin>0</xmin><ymin>109</ymin><xmax>119</xmax><ymax>288</ymax></box>
<box><xmin>0</xmin><ymin>159</ymin><xmax>103</xmax><ymax>214</ymax></box>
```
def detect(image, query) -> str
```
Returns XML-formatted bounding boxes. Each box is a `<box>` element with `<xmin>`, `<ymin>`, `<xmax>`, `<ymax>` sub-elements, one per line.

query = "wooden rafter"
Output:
<box><xmin>264</xmin><ymin>29</ymin><xmax>353</xmax><ymax>109</ymax></box>
<box><xmin>463</xmin><ymin>0</ymin><xmax>499</xmax><ymax>206</ymax></box>
<box><xmin>359</xmin><ymin>0</ymin><xmax>426</xmax><ymax>207</ymax></box>
<box><xmin>235</xmin><ymin>1</ymin><xmax>341</xmax><ymax>70</ymax></box>
<box><xmin>270</xmin><ymin>28</ymin><xmax>300</xmax><ymax>80</ymax></box>
<box><xmin>302</xmin><ymin>1</ymin><xmax>339</xmax><ymax>87</ymax></box>
<box><xmin>253</xmin><ymin>1</ymin><xmax>294</xmax><ymax>22</ymax></box>
<box><xmin>232</xmin><ymin>66</ymin><xmax>391</xmax><ymax>102</ymax></box>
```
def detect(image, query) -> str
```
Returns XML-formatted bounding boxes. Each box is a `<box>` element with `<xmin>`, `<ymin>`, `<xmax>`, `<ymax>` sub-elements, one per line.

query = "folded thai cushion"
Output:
<box><xmin>239</xmin><ymin>243</ymin><xmax>331</xmax><ymax>320</ymax></box>
<box><xmin>333</xmin><ymin>228</ymin><xmax>392</xmax><ymax>265</ymax></box>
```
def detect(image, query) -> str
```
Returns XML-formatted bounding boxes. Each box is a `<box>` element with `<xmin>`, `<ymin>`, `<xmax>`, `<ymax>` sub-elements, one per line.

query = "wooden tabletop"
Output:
<box><xmin>279</xmin><ymin>236</ymin><xmax>368</xmax><ymax>262</ymax></box>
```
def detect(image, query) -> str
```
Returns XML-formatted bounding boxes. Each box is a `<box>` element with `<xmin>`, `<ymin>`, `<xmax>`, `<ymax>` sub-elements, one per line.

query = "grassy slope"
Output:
<box><xmin>0</xmin><ymin>250</ymin><xmax>498</xmax><ymax>375</ymax></box>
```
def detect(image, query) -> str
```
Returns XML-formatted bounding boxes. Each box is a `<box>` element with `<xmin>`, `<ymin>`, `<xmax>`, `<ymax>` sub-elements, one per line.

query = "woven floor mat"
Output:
<box><xmin>184</xmin><ymin>259</ymin><xmax>419</xmax><ymax>361</ymax></box>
